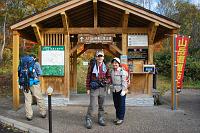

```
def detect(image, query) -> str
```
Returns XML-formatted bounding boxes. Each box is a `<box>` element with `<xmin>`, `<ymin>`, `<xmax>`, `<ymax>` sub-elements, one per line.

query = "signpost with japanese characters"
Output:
<box><xmin>176</xmin><ymin>36</ymin><xmax>190</xmax><ymax>89</ymax></box>
<box><xmin>78</xmin><ymin>34</ymin><xmax>114</xmax><ymax>44</ymax></box>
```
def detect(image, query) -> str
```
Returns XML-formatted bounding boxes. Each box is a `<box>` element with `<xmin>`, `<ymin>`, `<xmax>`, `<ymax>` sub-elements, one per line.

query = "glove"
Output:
<box><xmin>120</xmin><ymin>90</ymin><xmax>126</xmax><ymax>96</ymax></box>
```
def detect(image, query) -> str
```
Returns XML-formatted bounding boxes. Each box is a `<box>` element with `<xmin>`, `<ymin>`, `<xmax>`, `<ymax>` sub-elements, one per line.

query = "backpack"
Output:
<box><xmin>120</xmin><ymin>64</ymin><xmax>130</xmax><ymax>86</ymax></box>
<box><xmin>18</xmin><ymin>55</ymin><xmax>39</xmax><ymax>92</ymax></box>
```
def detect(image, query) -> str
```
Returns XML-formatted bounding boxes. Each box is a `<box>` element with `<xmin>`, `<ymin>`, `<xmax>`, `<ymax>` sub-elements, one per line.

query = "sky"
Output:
<box><xmin>126</xmin><ymin>0</ymin><xmax>199</xmax><ymax>11</ymax></box>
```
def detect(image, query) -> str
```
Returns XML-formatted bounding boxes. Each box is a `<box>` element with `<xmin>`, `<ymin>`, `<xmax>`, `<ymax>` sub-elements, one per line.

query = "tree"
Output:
<box><xmin>156</xmin><ymin>0</ymin><xmax>177</xmax><ymax>18</ymax></box>
<box><xmin>0</xmin><ymin>0</ymin><xmax>64</xmax><ymax>63</ymax></box>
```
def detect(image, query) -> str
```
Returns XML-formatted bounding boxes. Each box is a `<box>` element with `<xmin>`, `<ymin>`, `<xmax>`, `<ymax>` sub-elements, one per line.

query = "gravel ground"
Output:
<box><xmin>0</xmin><ymin>89</ymin><xmax>199</xmax><ymax>133</ymax></box>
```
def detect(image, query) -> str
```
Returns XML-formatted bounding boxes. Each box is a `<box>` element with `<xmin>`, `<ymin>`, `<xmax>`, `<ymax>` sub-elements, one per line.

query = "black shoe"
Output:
<box><xmin>41</xmin><ymin>114</ymin><xmax>46</xmax><ymax>118</ymax></box>
<box><xmin>85</xmin><ymin>117</ymin><xmax>93</xmax><ymax>129</ymax></box>
<box><xmin>115</xmin><ymin>120</ymin><xmax>123</xmax><ymax>125</ymax></box>
<box><xmin>113</xmin><ymin>118</ymin><xmax>119</xmax><ymax>124</ymax></box>
<box><xmin>98</xmin><ymin>117</ymin><xmax>106</xmax><ymax>126</ymax></box>
<box><xmin>26</xmin><ymin>117</ymin><xmax>32</xmax><ymax>121</ymax></box>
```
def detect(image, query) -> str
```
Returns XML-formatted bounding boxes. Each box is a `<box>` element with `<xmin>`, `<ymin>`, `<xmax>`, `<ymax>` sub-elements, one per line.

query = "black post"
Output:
<box><xmin>48</xmin><ymin>94</ymin><xmax>52</xmax><ymax>133</ymax></box>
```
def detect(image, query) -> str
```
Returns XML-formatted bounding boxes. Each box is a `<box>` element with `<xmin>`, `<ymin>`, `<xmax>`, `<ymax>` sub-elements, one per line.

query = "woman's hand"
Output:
<box><xmin>87</xmin><ymin>90</ymin><xmax>90</xmax><ymax>95</ymax></box>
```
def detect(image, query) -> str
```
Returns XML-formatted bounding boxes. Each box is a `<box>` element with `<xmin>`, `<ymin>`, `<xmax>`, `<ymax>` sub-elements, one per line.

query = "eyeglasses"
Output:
<box><xmin>97</xmin><ymin>55</ymin><xmax>104</xmax><ymax>57</ymax></box>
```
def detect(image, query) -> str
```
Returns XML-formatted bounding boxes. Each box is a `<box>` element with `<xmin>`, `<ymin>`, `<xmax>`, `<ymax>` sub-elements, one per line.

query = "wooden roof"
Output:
<box><xmin>10</xmin><ymin>0</ymin><xmax>180</xmax><ymax>42</ymax></box>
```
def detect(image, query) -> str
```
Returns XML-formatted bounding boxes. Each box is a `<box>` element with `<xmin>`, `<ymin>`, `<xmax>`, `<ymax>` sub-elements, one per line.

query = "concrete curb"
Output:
<box><xmin>0</xmin><ymin>115</ymin><xmax>48</xmax><ymax>133</ymax></box>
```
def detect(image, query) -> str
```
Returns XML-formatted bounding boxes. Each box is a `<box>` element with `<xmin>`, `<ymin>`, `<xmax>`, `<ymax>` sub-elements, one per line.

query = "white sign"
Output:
<box><xmin>78</xmin><ymin>34</ymin><xmax>114</xmax><ymax>44</ymax></box>
<box><xmin>83</xmin><ymin>61</ymin><xmax>89</xmax><ymax>66</ymax></box>
<box><xmin>41</xmin><ymin>46</ymin><xmax>64</xmax><ymax>76</ymax></box>
<box><xmin>128</xmin><ymin>35</ymin><xmax>148</xmax><ymax>46</ymax></box>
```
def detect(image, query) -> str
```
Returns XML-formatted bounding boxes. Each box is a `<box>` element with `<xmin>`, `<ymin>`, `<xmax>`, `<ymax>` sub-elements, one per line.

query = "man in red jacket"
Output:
<box><xmin>85</xmin><ymin>50</ymin><xmax>110</xmax><ymax>129</ymax></box>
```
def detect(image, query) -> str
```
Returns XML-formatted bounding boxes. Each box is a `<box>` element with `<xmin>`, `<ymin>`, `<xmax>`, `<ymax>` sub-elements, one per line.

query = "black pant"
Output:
<box><xmin>112</xmin><ymin>90</ymin><xmax>126</xmax><ymax>120</ymax></box>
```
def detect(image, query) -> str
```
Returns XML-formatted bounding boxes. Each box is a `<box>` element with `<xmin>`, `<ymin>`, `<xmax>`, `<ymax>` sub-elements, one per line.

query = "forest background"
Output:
<box><xmin>0</xmin><ymin>0</ymin><xmax>199</xmax><ymax>94</ymax></box>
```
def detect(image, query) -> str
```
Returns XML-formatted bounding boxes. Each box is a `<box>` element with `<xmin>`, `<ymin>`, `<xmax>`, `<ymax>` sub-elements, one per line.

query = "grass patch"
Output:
<box><xmin>77</xmin><ymin>62</ymin><xmax>88</xmax><ymax>94</ymax></box>
<box><xmin>156</xmin><ymin>75</ymin><xmax>200</xmax><ymax>96</ymax></box>
<box><xmin>157</xmin><ymin>75</ymin><xmax>171</xmax><ymax>96</ymax></box>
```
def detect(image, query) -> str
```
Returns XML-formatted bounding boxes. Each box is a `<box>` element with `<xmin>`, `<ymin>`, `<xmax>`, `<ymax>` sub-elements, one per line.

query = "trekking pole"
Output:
<box><xmin>47</xmin><ymin>86</ymin><xmax>53</xmax><ymax>133</ymax></box>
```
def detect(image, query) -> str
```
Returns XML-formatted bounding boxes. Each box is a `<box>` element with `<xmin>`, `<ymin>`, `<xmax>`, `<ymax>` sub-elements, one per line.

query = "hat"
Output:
<box><xmin>96</xmin><ymin>50</ymin><xmax>104</xmax><ymax>56</ymax></box>
<box><xmin>111</xmin><ymin>57</ymin><xmax>120</xmax><ymax>64</ymax></box>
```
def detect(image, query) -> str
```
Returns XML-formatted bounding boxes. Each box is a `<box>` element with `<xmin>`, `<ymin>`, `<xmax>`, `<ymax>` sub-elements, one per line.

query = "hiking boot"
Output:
<box><xmin>98</xmin><ymin>117</ymin><xmax>106</xmax><ymax>126</ymax></box>
<box><xmin>115</xmin><ymin>120</ymin><xmax>123</xmax><ymax>125</ymax></box>
<box><xmin>41</xmin><ymin>114</ymin><xmax>46</xmax><ymax>118</ymax></box>
<box><xmin>85</xmin><ymin>117</ymin><xmax>93</xmax><ymax>129</ymax></box>
<box><xmin>26</xmin><ymin>117</ymin><xmax>32</xmax><ymax>121</ymax></box>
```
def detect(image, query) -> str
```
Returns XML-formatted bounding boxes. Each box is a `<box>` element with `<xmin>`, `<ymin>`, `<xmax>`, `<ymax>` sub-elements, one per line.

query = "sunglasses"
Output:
<box><xmin>97</xmin><ymin>55</ymin><xmax>104</xmax><ymax>57</ymax></box>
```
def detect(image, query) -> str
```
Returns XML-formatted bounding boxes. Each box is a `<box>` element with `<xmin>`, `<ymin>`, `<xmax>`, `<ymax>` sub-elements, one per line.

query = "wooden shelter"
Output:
<box><xmin>11</xmin><ymin>0</ymin><xmax>180</xmax><ymax>109</ymax></box>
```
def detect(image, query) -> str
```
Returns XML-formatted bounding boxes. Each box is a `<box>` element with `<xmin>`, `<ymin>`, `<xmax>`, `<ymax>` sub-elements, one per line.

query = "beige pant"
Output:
<box><xmin>24</xmin><ymin>84</ymin><xmax>46</xmax><ymax>119</ymax></box>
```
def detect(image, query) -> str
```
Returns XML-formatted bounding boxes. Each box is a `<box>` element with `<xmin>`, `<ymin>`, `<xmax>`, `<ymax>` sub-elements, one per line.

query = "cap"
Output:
<box><xmin>96</xmin><ymin>50</ymin><xmax>104</xmax><ymax>56</ymax></box>
<box><xmin>111</xmin><ymin>57</ymin><xmax>120</xmax><ymax>64</ymax></box>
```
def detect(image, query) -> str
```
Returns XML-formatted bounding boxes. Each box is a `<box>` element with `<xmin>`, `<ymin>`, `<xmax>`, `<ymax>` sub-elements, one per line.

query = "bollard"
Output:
<box><xmin>47</xmin><ymin>86</ymin><xmax>53</xmax><ymax>133</ymax></box>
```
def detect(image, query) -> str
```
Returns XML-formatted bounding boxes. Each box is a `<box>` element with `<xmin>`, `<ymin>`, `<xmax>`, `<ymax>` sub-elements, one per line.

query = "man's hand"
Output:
<box><xmin>87</xmin><ymin>90</ymin><xmax>90</xmax><ymax>95</ymax></box>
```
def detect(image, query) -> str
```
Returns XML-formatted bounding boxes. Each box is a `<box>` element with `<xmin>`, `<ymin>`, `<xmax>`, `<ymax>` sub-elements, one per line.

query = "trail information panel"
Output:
<box><xmin>41</xmin><ymin>46</ymin><xmax>64</xmax><ymax>76</ymax></box>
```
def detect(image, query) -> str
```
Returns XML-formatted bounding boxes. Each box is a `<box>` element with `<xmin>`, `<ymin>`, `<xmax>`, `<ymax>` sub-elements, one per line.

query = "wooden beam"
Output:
<box><xmin>42</xmin><ymin>27</ymin><xmax>148</xmax><ymax>34</ymax></box>
<box><xmin>32</xmin><ymin>24</ymin><xmax>42</xmax><ymax>45</ymax></box>
<box><xmin>70</xmin><ymin>43</ymin><xmax>84</xmax><ymax>55</ymax></box>
<box><xmin>11</xmin><ymin>0</ymin><xmax>91</xmax><ymax>30</ymax></box>
<box><xmin>60</xmin><ymin>12</ymin><xmax>69</xmax><ymax>32</ymax></box>
<box><xmin>109</xmin><ymin>44</ymin><xmax>123</xmax><ymax>55</ymax></box>
<box><xmin>102</xmin><ymin>46</ymin><xmax>119</xmax><ymax>57</ymax></box>
<box><xmin>122</xmin><ymin>11</ymin><xmax>129</xmax><ymax>29</ymax></box>
<box><xmin>93</xmin><ymin>0</ymin><xmax>98</xmax><ymax>28</ymax></box>
<box><xmin>12</xmin><ymin>31</ymin><xmax>20</xmax><ymax>110</ymax></box>
<box><xmin>77</xmin><ymin>47</ymin><xmax>88</xmax><ymax>58</ymax></box>
<box><xmin>148</xmin><ymin>22</ymin><xmax>159</xmax><ymax>45</ymax></box>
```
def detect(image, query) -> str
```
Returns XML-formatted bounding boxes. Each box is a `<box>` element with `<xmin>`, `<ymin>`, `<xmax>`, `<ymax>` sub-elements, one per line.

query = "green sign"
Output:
<box><xmin>41</xmin><ymin>46</ymin><xmax>64</xmax><ymax>76</ymax></box>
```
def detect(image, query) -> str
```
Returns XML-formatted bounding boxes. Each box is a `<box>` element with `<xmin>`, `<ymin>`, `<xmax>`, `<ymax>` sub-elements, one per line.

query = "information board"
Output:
<box><xmin>41</xmin><ymin>46</ymin><xmax>64</xmax><ymax>76</ymax></box>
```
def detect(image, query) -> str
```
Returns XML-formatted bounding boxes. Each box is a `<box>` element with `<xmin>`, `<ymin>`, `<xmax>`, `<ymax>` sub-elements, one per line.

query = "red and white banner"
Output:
<box><xmin>176</xmin><ymin>36</ymin><xmax>190</xmax><ymax>89</ymax></box>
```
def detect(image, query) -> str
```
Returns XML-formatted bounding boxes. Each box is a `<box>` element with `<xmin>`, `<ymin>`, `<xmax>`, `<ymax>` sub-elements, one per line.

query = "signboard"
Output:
<box><xmin>41</xmin><ymin>46</ymin><xmax>64</xmax><ymax>76</ymax></box>
<box><xmin>176</xmin><ymin>36</ymin><xmax>190</xmax><ymax>89</ymax></box>
<box><xmin>78</xmin><ymin>34</ymin><xmax>114</xmax><ymax>44</ymax></box>
<box><xmin>120</xmin><ymin>55</ymin><xmax>128</xmax><ymax>64</ymax></box>
<box><xmin>128</xmin><ymin>35</ymin><xmax>148</xmax><ymax>46</ymax></box>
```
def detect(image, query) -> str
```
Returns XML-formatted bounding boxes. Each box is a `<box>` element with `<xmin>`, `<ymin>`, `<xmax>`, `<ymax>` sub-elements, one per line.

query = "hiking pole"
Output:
<box><xmin>47</xmin><ymin>86</ymin><xmax>53</xmax><ymax>133</ymax></box>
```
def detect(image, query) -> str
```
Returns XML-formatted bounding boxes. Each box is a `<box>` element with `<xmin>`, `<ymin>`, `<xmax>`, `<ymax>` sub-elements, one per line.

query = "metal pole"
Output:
<box><xmin>173</xmin><ymin>34</ymin><xmax>177</xmax><ymax>110</ymax></box>
<box><xmin>48</xmin><ymin>94</ymin><xmax>52</xmax><ymax>133</ymax></box>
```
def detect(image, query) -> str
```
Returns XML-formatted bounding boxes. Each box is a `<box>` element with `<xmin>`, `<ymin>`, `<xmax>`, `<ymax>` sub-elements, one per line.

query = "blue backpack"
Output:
<box><xmin>18</xmin><ymin>55</ymin><xmax>39</xmax><ymax>92</ymax></box>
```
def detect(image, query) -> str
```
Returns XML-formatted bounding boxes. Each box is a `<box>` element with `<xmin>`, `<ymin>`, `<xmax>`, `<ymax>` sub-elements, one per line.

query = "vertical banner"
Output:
<box><xmin>176</xmin><ymin>36</ymin><xmax>190</xmax><ymax>89</ymax></box>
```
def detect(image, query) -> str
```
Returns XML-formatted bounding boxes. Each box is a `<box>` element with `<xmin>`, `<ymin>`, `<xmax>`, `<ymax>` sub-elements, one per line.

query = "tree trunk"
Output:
<box><xmin>0</xmin><ymin>2</ymin><xmax>7</xmax><ymax>63</ymax></box>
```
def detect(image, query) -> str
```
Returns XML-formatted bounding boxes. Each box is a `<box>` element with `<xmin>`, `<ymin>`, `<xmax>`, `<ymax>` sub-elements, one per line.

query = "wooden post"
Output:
<box><xmin>93</xmin><ymin>0</ymin><xmax>97</xmax><ymax>28</ymax></box>
<box><xmin>12</xmin><ymin>31</ymin><xmax>20</xmax><ymax>110</ymax></box>
<box><xmin>64</xmin><ymin>34</ymin><xmax>70</xmax><ymax>97</ymax></box>
<box><xmin>61</xmin><ymin>12</ymin><xmax>70</xmax><ymax>97</ymax></box>
<box><xmin>147</xmin><ymin>45</ymin><xmax>154</xmax><ymax>95</ymax></box>
<box><xmin>73</xmin><ymin>49</ymin><xmax>77</xmax><ymax>93</ymax></box>
<box><xmin>147</xmin><ymin>22</ymin><xmax>159</xmax><ymax>95</ymax></box>
<box><xmin>121</xmin><ymin>11</ymin><xmax>129</xmax><ymax>55</ymax></box>
<box><xmin>170</xmin><ymin>32</ymin><xmax>177</xmax><ymax>110</ymax></box>
<box><xmin>32</xmin><ymin>24</ymin><xmax>45</xmax><ymax>92</ymax></box>
<box><xmin>122</xmin><ymin>34</ymin><xmax>127</xmax><ymax>55</ymax></box>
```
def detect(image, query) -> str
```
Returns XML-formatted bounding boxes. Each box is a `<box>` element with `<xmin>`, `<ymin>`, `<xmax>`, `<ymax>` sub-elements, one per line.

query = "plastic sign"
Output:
<box><xmin>78</xmin><ymin>34</ymin><xmax>114</xmax><ymax>44</ymax></box>
<box><xmin>176</xmin><ymin>36</ymin><xmax>190</xmax><ymax>89</ymax></box>
<box><xmin>128</xmin><ymin>35</ymin><xmax>148</xmax><ymax>46</ymax></box>
<box><xmin>143</xmin><ymin>65</ymin><xmax>155</xmax><ymax>74</ymax></box>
